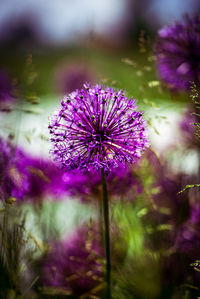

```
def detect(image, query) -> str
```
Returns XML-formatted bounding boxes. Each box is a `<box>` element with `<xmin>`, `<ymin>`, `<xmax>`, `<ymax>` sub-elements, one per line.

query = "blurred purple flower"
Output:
<box><xmin>178</xmin><ymin>108</ymin><xmax>200</xmax><ymax>151</ymax></box>
<box><xmin>190</xmin><ymin>203</ymin><xmax>200</xmax><ymax>224</ymax></box>
<box><xmin>0</xmin><ymin>71</ymin><xmax>16</xmax><ymax>111</ymax></box>
<box><xmin>175</xmin><ymin>203</ymin><xmax>200</xmax><ymax>254</ymax></box>
<box><xmin>0</xmin><ymin>137</ymin><xmax>30</xmax><ymax>201</ymax></box>
<box><xmin>155</xmin><ymin>15</ymin><xmax>200</xmax><ymax>91</ymax></box>
<box><xmin>62</xmin><ymin>164</ymin><xmax>142</xmax><ymax>201</ymax></box>
<box><xmin>49</xmin><ymin>83</ymin><xmax>149</xmax><ymax>173</ymax></box>
<box><xmin>54</xmin><ymin>62</ymin><xmax>97</xmax><ymax>94</ymax></box>
<box><xmin>0</xmin><ymin>137</ymin><xmax>70</xmax><ymax>203</ymax></box>
<box><xmin>38</xmin><ymin>223</ymin><xmax>103</xmax><ymax>297</ymax></box>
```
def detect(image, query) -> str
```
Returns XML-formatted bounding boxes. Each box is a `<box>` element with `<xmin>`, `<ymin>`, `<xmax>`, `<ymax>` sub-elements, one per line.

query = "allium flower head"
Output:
<box><xmin>49</xmin><ymin>83</ymin><xmax>149</xmax><ymax>172</ymax></box>
<box><xmin>155</xmin><ymin>15</ymin><xmax>200</xmax><ymax>91</ymax></box>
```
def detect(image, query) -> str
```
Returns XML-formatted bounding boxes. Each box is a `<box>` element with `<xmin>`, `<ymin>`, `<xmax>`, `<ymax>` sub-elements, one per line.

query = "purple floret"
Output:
<box><xmin>49</xmin><ymin>83</ymin><xmax>149</xmax><ymax>172</ymax></box>
<box><xmin>155</xmin><ymin>15</ymin><xmax>200</xmax><ymax>91</ymax></box>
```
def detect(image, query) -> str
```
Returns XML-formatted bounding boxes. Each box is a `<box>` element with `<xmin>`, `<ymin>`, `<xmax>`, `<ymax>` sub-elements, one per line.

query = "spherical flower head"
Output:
<box><xmin>155</xmin><ymin>15</ymin><xmax>200</xmax><ymax>91</ymax></box>
<box><xmin>49</xmin><ymin>83</ymin><xmax>149</xmax><ymax>172</ymax></box>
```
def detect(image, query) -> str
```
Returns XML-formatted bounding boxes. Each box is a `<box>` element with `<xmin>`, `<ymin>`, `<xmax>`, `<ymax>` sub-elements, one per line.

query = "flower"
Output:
<box><xmin>0</xmin><ymin>137</ymin><xmax>30</xmax><ymax>201</ymax></box>
<box><xmin>38</xmin><ymin>223</ymin><xmax>103</xmax><ymax>297</ymax></box>
<box><xmin>155</xmin><ymin>15</ymin><xmax>200</xmax><ymax>91</ymax></box>
<box><xmin>49</xmin><ymin>83</ymin><xmax>149</xmax><ymax>172</ymax></box>
<box><xmin>175</xmin><ymin>203</ymin><xmax>200</xmax><ymax>254</ymax></box>
<box><xmin>0</xmin><ymin>137</ymin><xmax>70</xmax><ymax>203</ymax></box>
<box><xmin>0</xmin><ymin>70</ymin><xmax>16</xmax><ymax>112</ymax></box>
<box><xmin>178</xmin><ymin>108</ymin><xmax>200</xmax><ymax>149</ymax></box>
<box><xmin>62</xmin><ymin>164</ymin><xmax>142</xmax><ymax>201</ymax></box>
<box><xmin>0</xmin><ymin>71</ymin><xmax>15</xmax><ymax>103</ymax></box>
<box><xmin>54</xmin><ymin>61</ymin><xmax>96</xmax><ymax>94</ymax></box>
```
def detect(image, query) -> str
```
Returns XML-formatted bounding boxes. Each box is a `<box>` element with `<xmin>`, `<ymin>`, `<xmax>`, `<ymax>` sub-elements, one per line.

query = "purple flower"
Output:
<box><xmin>190</xmin><ymin>203</ymin><xmax>200</xmax><ymax>224</ymax></box>
<box><xmin>54</xmin><ymin>61</ymin><xmax>96</xmax><ymax>94</ymax></box>
<box><xmin>0</xmin><ymin>137</ymin><xmax>70</xmax><ymax>203</ymax></box>
<box><xmin>175</xmin><ymin>203</ymin><xmax>200</xmax><ymax>254</ymax></box>
<box><xmin>0</xmin><ymin>71</ymin><xmax>15</xmax><ymax>103</ymax></box>
<box><xmin>38</xmin><ymin>223</ymin><xmax>103</xmax><ymax>297</ymax></box>
<box><xmin>62</xmin><ymin>164</ymin><xmax>142</xmax><ymax>201</ymax></box>
<box><xmin>22</xmin><ymin>159</ymin><xmax>67</xmax><ymax>202</ymax></box>
<box><xmin>0</xmin><ymin>137</ymin><xmax>30</xmax><ymax>201</ymax></box>
<box><xmin>178</xmin><ymin>108</ymin><xmax>200</xmax><ymax>148</ymax></box>
<box><xmin>155</xmin><ymin>15</ymin><xmax>200</xmax><ymax>91</ymax></box>
<box><xmin>49</xmin><ymin>83</ymin><xmax>149</xmax><ymax>172</ymax></box>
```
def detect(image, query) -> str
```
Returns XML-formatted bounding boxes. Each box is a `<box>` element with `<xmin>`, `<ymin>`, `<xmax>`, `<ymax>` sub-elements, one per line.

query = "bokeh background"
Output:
<box><xmin>1</xmin><ymin>1</ymin><xmax>200</xmax><ymax>298</ymax></box>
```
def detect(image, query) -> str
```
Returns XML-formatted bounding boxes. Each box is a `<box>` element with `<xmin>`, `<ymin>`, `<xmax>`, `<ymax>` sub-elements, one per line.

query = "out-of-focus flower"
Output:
<box><xmin>175</xmin><ymin>203</ymin><xmax>200</xmax><ymax>254</ymax></box>
<box><xmin>0</xmin><ymin>71</ymin><xmax>16</xmax><ymax>111</ymax></box>
<box><xmin>0</xmin><ymin>137</ymin><xmax>30</xmax><ymax>201</ymax></box>
<box><xmin>38</xmin><ymin>223</ymin><xmax>104</xmax><ymax>297</ymax></box>
<box><xmin>178</xmin><ymin>108</ymin><xmax>200</xmax><ymax>149</ymax></box>
<box><xmin>0</xmin><ymin>137</ymin><xmax>69</xmax><ymax>203</ymax></box>
<box><xmin>62</xmin><ymin>164</ymin><xmax>142</xmax><ymax>201</ymax></box>
<box><xmin>49</xmin><ymin>83</ymin><xmax>149</xmax><ymax>173</ymax></box>
<box><xmin>54</xmin><ymin>62</ymin><xmax>97</xmax><ymax>94</ymax></box>
<box><xmin>155</xmin><ymin>15</ymin><xmax>200</xmax><ymax>91</ymax></box>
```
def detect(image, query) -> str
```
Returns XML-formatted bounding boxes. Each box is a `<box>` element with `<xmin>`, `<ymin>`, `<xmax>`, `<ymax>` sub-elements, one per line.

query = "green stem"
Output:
<box><xmin>101</xmin><ymin>168</ymin><xmax>111</xmax><ymax>299</ymax></box>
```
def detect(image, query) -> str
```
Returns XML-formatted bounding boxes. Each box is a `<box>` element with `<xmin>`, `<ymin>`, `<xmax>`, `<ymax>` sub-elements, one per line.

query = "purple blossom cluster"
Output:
<box><xmin>62</xmin><ymin>165</ymin><xmax>142</xmax><ymax>201</ymax></box>
<box><xmin>38</xmin><ymin>223</ymin><xmax>103</xmax><ymax>297</ymax></box>
<box><xmin>155</xmin><ymin>15</ymin><xmax>200</xmax><ymax>91</ymax></box>
<box><xmin>49</xmin><ymin>83</ymin><xmax>149</xmax><ymax>172</ymax></box>
<box><xmin>0</xmin><ymin>137</ymin><xmax>69</xmax><ymax>203</ymax></box>
<box><xmin>0</xmin><ymin>137</ymin><xmax>30</xmax><ymax>201</ymax></box>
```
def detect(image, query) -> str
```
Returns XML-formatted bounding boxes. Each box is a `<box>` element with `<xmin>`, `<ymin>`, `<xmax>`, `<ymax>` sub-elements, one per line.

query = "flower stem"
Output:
<box><xmin>101</xmin><ymin>168</ymin><xmax>111</xmax><ymax>299</ymax></box>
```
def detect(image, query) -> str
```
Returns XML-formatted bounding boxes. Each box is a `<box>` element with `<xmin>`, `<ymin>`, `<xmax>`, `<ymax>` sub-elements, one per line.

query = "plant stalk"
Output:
<box><xmin>101</xmin><ymin>168</ymin><xmax>111</xmax><ymax>299</ymax></box>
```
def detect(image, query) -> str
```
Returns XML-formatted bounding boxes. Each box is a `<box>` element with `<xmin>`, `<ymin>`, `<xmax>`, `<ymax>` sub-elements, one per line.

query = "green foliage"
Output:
<box><xmin>0</xmin><ymin>204</ymin><xmax>36</xmax><ymax>297</ymax></box>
